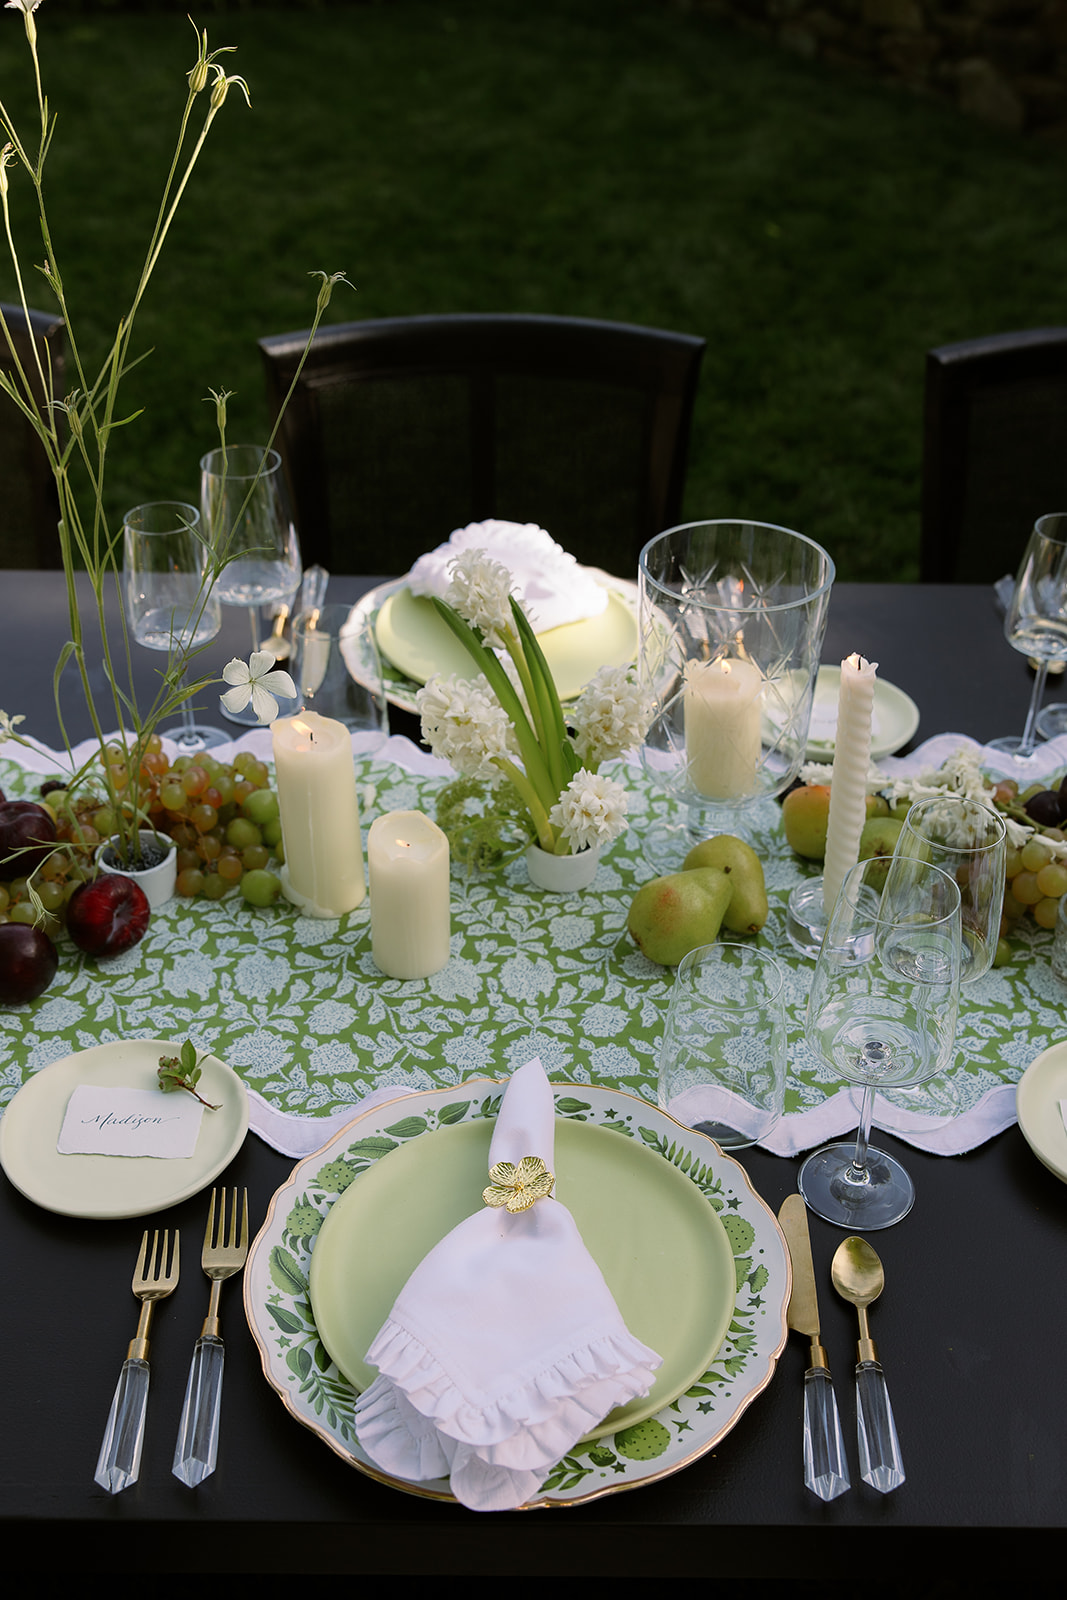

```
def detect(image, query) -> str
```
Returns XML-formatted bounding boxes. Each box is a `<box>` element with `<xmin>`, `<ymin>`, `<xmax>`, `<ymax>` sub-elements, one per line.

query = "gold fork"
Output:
<box><xmin>95</xmin><ymin>1229</ymin><xmax>180</xmax><ymax>1495</ymax></box>
<box><xmin>172</xmin><ymin>1187</ymin><xmax>250</xmax><ymax>1486</ymax></box>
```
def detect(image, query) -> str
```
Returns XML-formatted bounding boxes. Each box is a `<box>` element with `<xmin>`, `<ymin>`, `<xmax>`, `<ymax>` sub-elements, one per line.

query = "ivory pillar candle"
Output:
<box><xmin>684</xmin><ymin>656</ymin><xmax>763</xmax><ymax>800</ymax></box>
<box><xmin>368</xmin><ymin>810</ymin><xmax>450</xmax><ymax>979</ymax></box>
<box><xmin>822</xmin><ymin>653</ymin><xmax>878</xmax><ymax>915</ymax></box>
<box><xmin>271</xmin><ymin>712</ymin><xmax>366</xmax><ymax>917</ymax></box>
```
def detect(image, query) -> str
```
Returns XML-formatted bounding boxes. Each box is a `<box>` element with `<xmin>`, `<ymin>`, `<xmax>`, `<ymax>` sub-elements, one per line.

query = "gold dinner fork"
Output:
<box><xmin>95</xmin><ymin>1228</ymin><xmax>180</xmax><ymax>1495</ymax></box>
<box><xmin>172</xmin><ymin>1187</ymin><xmax>250</xmax><ymax>1486</ymax></box>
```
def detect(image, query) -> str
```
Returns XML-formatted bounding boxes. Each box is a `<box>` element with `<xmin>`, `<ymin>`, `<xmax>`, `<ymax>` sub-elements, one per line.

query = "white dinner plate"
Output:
<box><xmin>0</xmin><ymin>1039</ymin><xmax>249</xmax><ymax>1218</ymax></box>
<box><xmin>1016</xmin><ymin>1039</ymin><xmax>1067</xmax><ymax>1183</ymax></box>
<box><xmin>806</xmin><ymin>665</ymin><xmax>920</xmax><ymax>760</ymax></box>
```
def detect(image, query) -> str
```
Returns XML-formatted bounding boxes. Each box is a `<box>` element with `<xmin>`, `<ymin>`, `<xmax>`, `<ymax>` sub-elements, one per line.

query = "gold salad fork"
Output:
<box><xmin>95</xmin><ymin>1229</ymin><xmax>180</xmax><ymax>1495</ymax></box>
<box><xmin>172</xmin><ymin>1187</ymin><xmax>250</xmax><ymax>1486</ymax></box>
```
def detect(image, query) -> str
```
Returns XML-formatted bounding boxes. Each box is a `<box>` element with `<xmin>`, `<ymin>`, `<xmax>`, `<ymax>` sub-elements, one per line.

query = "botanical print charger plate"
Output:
<box><xmin>243</xmin><ymin>1080</ymin><xmax>790</xmax><ymax>1508</ymax></box>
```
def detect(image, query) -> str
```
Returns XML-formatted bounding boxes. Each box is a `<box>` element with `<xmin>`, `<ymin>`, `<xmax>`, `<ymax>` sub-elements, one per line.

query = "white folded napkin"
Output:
<box><xmin>352</xmin><ymin>1056</ymin><xmax>662</xmax><ymax>1510</ymax></box>
<box><xmin>407</xmin><ymin>519</ymin><xmax>609</xmax><ymax>633</ymax></box>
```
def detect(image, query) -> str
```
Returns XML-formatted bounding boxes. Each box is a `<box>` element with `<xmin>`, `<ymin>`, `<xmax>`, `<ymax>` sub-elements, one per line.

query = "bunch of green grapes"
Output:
<box><xmin>992</xmin><ymin>775</ymin><xmax>1067</xmax><ymax>941</ymax></box>
<box><xmin>35</xmin><ymin>741</ymin><xmax>285</xmax><ymax>912</ymax></box>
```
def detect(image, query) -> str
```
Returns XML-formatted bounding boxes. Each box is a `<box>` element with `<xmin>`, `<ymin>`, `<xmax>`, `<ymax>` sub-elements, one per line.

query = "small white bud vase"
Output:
<box><xmin>97</xmin><ymin>829</ymin><xmax>177</xmax><ymax>910</ymax></box>
<box><xmin>524</xmin><ymin>842</ymin><xmax>601</xmax><ymax>893</ymax></box>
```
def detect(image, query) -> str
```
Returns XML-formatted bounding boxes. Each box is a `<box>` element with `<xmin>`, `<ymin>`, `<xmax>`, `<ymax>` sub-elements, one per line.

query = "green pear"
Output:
<box><xmin>682</xmin><ymin>834</ymin><xmax>769</xmax><ymax>935</ymax></box>
<box><xmin>856</xmin><ymin>816</ymin><xmax>905</xmax><ymax>889</ymax></box>
<box><xmin>626</xmin><ymin>867</ymin><xmax>733</xmax><ymax>966</ymax></box>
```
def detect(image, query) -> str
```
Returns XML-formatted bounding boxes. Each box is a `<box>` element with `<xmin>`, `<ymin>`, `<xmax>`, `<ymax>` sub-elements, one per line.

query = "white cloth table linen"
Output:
<box><xmin>406</xmin><ymin>519</ymin><xmax>609</xmax><ymax>633</ymax></box>
<box><xmin>351</xmin><ymin>1057</ymin><xmax>662</xmax><ymax>1511</ymax></box>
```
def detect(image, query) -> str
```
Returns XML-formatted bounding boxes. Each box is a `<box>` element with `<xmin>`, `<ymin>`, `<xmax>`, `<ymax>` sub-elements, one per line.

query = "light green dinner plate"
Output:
<box><xmin>806</xmin><ymin>665</ymin><xmax>920</xmax><ymax>761</ymax></box>
<box><xmin>373</xmin><ymin>583</ymin><xmax>639</xmax><ymax>703</ymax></box>
<box><xmin>1016</xmin><ymin>1039</ymin><xmax>1067</xmax><ymax>1184</ymax></box>
<box><xmin>308</xmin><ymin>1116</ymin><xmax>736</xmax><ymax>1440</ymax></box>
<box><xmin>0</xmin><ymin>1038</ymin><xmax>248</xmax><ymax>1219</ymax></box>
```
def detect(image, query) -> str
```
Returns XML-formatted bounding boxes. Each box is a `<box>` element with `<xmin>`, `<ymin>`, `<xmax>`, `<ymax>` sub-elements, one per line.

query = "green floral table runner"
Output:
<box><xmin>1</xmin><ymin>734</ymin><xmax>1061</xmax><ymax>1157</ymax></box>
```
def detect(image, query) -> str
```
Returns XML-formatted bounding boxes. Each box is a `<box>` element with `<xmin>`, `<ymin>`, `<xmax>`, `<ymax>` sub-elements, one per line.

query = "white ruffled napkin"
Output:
<box><xmin>407</xmin><ymin>519</ymin><xmax>609</xmax><ymax>633</ymax></box>
<box><xmin>352</xmin><ymin>1057</ymin><xmax>662</xmax><ymax>1510</ymax></box>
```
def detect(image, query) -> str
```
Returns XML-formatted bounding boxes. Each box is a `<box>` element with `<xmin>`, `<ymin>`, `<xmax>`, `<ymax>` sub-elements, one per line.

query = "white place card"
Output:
<box><xmin>58</xmin><ymin>1085</ymin><xmax>204</xmax><ymax>1159</ymax></box>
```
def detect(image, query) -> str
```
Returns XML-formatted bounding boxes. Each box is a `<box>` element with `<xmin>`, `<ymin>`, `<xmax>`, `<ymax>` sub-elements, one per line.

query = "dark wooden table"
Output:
<box><xmin>2</xmin><ymin>574</ymin><xmax>1065</xmax><ymax>1577</ymax></box>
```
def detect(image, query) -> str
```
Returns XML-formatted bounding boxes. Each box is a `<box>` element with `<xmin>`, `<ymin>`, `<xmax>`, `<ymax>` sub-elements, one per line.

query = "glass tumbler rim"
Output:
<box><xmin>1033</xmin><ymin>512</ymin><xmax>1067</xmax><ymax>546</ymax></box>
<box><xmin>199</xmin><ymin>443</ymin><xmax>282</xmax><ymax>480</ymax></box>
<box><xmin>122</xmin><ymin>501</ymin><xmax>201</xmax><ymax>535</ymax></box>
<box><xmin>638</xmin><ymin>519</ymin><xmax>836</xmax><ymax>613</ymax></box>
<box><xmin>834</xmin><ymin>855</ymin><xmax>963</xmax><ymax>932</ymax></box>
<box><xmin>898</xmin><ymin>793</ymin><xmax>1007</xmax><ymax>855</ymax></box>
<box><xmin>675</xmin><ymin>940</ymin><xmax>787</xmax><ymax>1006</ymax></box>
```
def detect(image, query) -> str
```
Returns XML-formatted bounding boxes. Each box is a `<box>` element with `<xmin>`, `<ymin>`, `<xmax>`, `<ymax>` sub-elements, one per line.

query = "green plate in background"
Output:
<box><xmin>371</xmin><ymin>579</ymin><xmax>638</xmax><ymax>704</ymax></box>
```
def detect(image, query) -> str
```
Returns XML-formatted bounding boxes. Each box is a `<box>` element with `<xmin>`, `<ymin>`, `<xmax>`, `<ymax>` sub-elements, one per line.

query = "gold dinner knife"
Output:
<box><xmin>778</xmin><ymin>1194</ymin><xmax>850</xmax><ymax>1501</ymax></box>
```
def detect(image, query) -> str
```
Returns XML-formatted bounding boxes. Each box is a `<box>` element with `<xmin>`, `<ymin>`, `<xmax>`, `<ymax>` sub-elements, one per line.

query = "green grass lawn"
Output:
<box><xmin>3</xmin><ymin>0</ymin><xmax>1067</xmax><ymax>580</ymax></box>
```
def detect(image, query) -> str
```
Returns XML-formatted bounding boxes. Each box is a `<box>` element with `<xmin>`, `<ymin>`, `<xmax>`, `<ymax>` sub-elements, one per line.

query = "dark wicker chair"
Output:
<box><xmin>920</xmin><ymin>327</ymin><xmax>1067</xmax><ymax>584</ymax></box>
<box><xmin>258</xmin><ymin>312</ymin><xmax>705</xmax><ymax>579</ymax></box>
<box><xmin>0</xmin><ymin>302</ymin><xmax>65</xmax><ymax>568</ymax></box>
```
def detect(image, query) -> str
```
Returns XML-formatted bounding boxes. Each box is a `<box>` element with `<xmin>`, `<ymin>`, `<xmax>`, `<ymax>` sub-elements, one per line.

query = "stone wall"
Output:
<box><xmin>690</xmin><ymin>0</ymin><xmax>1067</xmax><ymax>135</ymax></box>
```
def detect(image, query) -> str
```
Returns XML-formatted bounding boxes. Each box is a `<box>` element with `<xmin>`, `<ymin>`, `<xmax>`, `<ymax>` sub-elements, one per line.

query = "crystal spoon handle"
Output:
<box><xmin>173</xmin><ymin>1334</ymin><xmax>225</xmax><ymax>1487</ymax></box>
<box><xmin>802</xmin><ymin>1364</ymin><xmax>851</xmax><ymax>1501</ymax></box>
<box><xmin>95</xmin><ymin>1357</ymin><xmax>150</xmax><ymax>1494</ymax></box>
<box><xmin>855</xmin><ymin>1358</ymin><xmax>905</xmax><ymax>1492</ymax></box>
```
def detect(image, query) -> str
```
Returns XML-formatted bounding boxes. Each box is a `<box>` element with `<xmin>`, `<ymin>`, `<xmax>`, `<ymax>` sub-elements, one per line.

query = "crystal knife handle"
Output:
<box><xmin>94</xmin><ymin>1357</ymin><xmax>150</xmax><ymax>1494</ymax></box>
<box><xmin>172</xmin><ymin>1334</ymin><xmax>225</xmax><ymax>1487</ymax></box>
<box><xmin>802</xmin><ymin>1364</ymin><xmax>851</xmax><ymax>1501</ymax></box>
<box><xmin>855</xmin><ymin>1358</ymin><xmax>905</xmax><ymax>1492</ymax></box>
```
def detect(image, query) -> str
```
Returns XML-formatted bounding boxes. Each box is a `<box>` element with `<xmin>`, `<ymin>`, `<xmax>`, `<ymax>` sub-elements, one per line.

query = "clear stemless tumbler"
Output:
<box><xmin>639</xmin><ymin>520</ymin><xmax>835</xmax><ymax>868</ymax></box>
<box><xmin>892</xmin><ymin>794</ymin><xmax>1007</xmax><ymax>982</ymax></box>
<box><xmin>658</xmin><ymin>942</ymin><xmax>787</xmax><ymax>1149</ymax></box>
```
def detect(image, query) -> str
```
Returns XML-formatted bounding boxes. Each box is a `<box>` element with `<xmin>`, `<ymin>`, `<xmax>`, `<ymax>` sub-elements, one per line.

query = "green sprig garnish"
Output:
<box><xmin>157</xmin><ymin>1040</ymin><xmax>221</xmax><ymax>1110</ymax></box>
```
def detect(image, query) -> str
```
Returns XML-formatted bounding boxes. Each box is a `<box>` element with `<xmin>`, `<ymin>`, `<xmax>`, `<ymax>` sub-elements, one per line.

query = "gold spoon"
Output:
<box><xmin>830</xmin><ymin>1236</ymin><xmax>905</xmax><ymax>1493</ymax></box>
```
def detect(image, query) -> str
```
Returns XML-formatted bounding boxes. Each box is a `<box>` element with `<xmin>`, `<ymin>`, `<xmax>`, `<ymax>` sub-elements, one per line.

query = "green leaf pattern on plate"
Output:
<box><xmin>252</xmin><ymin>1087</ymin><xmax>786</xmax><ymax>1504</ymax></box>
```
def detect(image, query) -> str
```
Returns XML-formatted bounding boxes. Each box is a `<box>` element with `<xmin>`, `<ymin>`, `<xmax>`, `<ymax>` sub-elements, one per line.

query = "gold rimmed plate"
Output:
<box><xmin>243</xmin><ymin>1080</ymin><xmax>790</xmax><ymax>1508</ymax></box>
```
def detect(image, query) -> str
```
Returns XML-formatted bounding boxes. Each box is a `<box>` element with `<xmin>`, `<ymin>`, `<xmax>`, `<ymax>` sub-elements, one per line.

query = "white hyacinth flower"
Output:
<box><xmin>444</xmin><ymin>549</ymin><xmax>517</xmax><ymax>647</ymax></box>
<box><xmin>548</xmin><ymin>768</ymin><xmax>629</xmax><ymax>853</ymax></box>
<box><xmin>416</xmin><ymin>674</ymin><xmax>516</xmax><ymax>781</ymax></box>
<box><xmin>221</xmin><ymin>652</ymin><xmax>296</xmax><ymax>723</ymax></box>
<box><xmin>570</xmin><ymin>666</ymin><xmax>654</xmax><ymax>766</ymax></box>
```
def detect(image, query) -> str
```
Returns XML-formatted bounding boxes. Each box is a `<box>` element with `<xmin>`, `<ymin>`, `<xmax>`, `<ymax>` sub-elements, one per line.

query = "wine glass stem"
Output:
<box><xmin>248</xmin><ymin>604</ymin><xmax>260</xmax><ymax>653</ymax></box>
<box><xmin>1017</xmin><ymin>661</ymin><xmax>1050</xmax><ymax>758</ymax></box>
<box><xmin>847</xmin><ymin>1082</ymin><xmax>876</xmax><ymax>1181</ymax></box>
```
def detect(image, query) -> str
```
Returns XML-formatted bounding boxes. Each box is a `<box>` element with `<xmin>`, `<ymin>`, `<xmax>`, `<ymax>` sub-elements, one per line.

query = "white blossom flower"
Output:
<box><xmin>220</xmin><ymin>652</ymin><xmax>296</xmax><ymax>723</ymax></box>
<box><xmin>5</xmin><ymin>1</ymin><xmax>42</xmax><ymax>15</ymax></box>
<box><xmin>0</xmin><ymin>709</ymin><xmax>25</xmax><ymax>743</ymax></box>
<box><xmin>444</xmin><ymin>549</ymin><xmax>517</xmax><ymax>647</ymax></box>
<box><xmin>569</xmin><ymin>667</ymin><xmax>654</xmax><ymax>766</ymax></box>
<box><xmin>548</xmin><ymin>768</ymin><xmax>629</xmax><ymax>853</ymax></box>
<box><xmin>416</xmin><ymin>674</ymin><xmax>517</xmax><ymax>781</ymax></box>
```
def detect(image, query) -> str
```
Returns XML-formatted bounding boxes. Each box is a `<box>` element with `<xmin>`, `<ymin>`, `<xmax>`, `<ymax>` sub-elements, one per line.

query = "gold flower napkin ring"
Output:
<box><xmin>482</xmin><ymin>1156</ymin><xmax>555</xmax><ymax>1213</ymax></box>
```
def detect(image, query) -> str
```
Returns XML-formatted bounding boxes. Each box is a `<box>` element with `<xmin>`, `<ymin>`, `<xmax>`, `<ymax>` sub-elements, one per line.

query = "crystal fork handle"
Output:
<box><xmin>855</xmin><ymin>1358</ymin><xmax>905</xmax><ymax>1492</ymax></box>
<box><xmin>94</xmin><ymin>1357</ymin><xmax>150</xmax><ymax>1494</ymax></box>
<box><xmin>802</xmin><ymin>1364</ymin><xmax>850</xmax><ymax>1501</ymax></box>
<box><xmin>172</xmin><ymin>1334</ymin><xmax>224</xmax><ymax>1487</ymax></box>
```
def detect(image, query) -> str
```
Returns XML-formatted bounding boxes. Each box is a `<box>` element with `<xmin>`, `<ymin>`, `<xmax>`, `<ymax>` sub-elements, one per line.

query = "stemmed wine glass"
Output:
<box><xmin>200</xmin><ymin>445</ymin><xmax>302</xmax><ymax>725</ymax></box>
<box><xmin>988</xmin><ymin>514</ymin><xmax>1067</xmax><ymax>767</ymax></box>
<box><xmin>123</xmin><ymin>501</ymin><xmax>228</xmax><ymax>754</ymax></box>
<box><xmin>798</xmin><ymin>855</ymin><xmax>963</xmax><ymax>1230</ymax></box>
<box><xmin>892</xmin><ymin>795</ymin><xmax>1007</xmax><ymax>983</ymax></box>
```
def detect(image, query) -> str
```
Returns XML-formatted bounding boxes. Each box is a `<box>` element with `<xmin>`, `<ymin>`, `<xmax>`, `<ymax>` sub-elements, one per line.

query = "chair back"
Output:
<box><xmin>258</xmin><ymin>312</ymin><xmax>705</xmax><ymax>578</ymax></box>
<box><xmin>0</xmin><ymin>303</ymin><xmax>65</xmax><ymax>568</ymax></box>
<box><xmin>921</xmin><ymin>327</ymin><xmax>1067</xmax><ymax>583</ymax></box>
